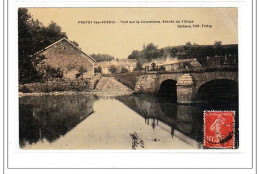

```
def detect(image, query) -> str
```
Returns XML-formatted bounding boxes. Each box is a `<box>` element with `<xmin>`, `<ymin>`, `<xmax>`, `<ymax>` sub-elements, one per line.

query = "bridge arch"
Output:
<box><xmin>134</xmin><ymin>71</ymin><xmax>238</xmax><ymax>104</ymax></box>
<box><xmin>158</xmin><ymin>79</ymin><xmax>177</xmax><ymax>102</ymax></box>
<box><xmin>196</xmin><ymin>79</ymin><xmax>238</xmax><ymax>106</ymax></box>
<box><xmin>193</xmin><ymin>71</ymin><xmax>238</xmax><ymax>93</ymax></box>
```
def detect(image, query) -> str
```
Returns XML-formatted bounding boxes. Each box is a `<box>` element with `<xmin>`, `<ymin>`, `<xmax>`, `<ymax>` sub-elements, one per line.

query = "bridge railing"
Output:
<box><xmin>144</xmin><ymin>63</ymin><xmax>201</xmax><ymax>73</ymax></box>
<box><xmin>143</xmin><ymin>55</ymin><xmax>238</xmax><ymax>73</ymax></box>
<box><xmin>206</xmin><ymin>55</ymin><xmax>238</xmax><ymax>67</ymax></box>
<box><xmin>143</xmin><ymin>65</ymin><xmax>238</xmax><ymax>74</ymax></box>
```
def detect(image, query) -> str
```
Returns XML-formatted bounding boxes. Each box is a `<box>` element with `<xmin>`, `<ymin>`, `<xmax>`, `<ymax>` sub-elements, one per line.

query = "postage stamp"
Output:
<box><xmin>204</xmin><ymin>111</ymin><xmax>235</xmax><ymax>149</ymax></box>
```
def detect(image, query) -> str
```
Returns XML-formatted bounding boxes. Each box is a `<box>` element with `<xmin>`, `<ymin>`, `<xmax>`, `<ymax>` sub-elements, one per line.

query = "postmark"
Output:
<box><xmin>204</xmin><ymin>111</ymin><xmax>235</xmax><ymax>149</ymax></box>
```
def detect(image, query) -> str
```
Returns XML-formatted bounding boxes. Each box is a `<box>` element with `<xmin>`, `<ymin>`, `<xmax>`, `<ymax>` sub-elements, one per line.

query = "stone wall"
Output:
<box><xmin>134</xmin><ymin>71</ymin><xmax>238</xmax><ymax>103</ymax></box>
<box><xmin>134</xmin><ymin>73</ymin><xmax>158</xmax><ymax>94</ymax></box>
<box><xmin>37</xmin><ymin>39</ymin><xmax>94</xmax><ymax>80</ymax></box>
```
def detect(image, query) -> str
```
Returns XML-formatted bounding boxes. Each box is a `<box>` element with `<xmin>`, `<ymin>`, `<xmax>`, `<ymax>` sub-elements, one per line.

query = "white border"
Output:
<box><xmin>4</xmin><ymin>0</ymin><xmax>255</xmax><ymax>171</ymax></box>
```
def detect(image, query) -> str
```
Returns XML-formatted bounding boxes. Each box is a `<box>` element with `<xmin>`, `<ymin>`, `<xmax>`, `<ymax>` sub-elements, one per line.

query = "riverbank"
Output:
<box><xmin>114</xmin><ymin>72</ymin><xmax>143</xmax><ymax>90</ymax></box>
<box><xmin>19</xmin><ymin>80</ymin><xmax>92</xmax><ymax>93</ymax></box>
<box><xmin>19</xmin><ymin>91</ymin><xmax>133</xmax><ymax>98</ymax></box>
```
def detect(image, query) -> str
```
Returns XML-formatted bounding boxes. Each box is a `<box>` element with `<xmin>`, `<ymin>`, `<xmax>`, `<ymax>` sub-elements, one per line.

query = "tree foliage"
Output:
<box><xmin>120</xmin><ymin>67</ymin><xmax>129</xmax><ymax>73</ymax></box>
<box><xmin>134</xmin><ymin>62</ymin><xmax>143</xmax><ymax>71</ymax></box>
<box><xmin>94</xmin><ymin>66</ymin><xmax>102</xmax><ymax>73</ymax></box>
<box><xmin>109</xmin><ymin>65</ymin><xmax>118</xmax><ymax>74</ymax></box>
<box><xmin>18</xmin><ymin>8</ymin><xmax>74</xmax><ymax>83</ymax></box>
<box><xmin>90</xmin><ymin>53</ymin><xmax>115</xmax><ymax>62</ymax></box>
<box><xmin>71</xmin><ymin>40</ymin><xmax>80</xmax><ymax>47</ymax></box>
<box><xmin>77</xmin><ymin>66</ymin><xmax>88</xmax><ymax>78</ymax></box>
<box><xmin>44</xmin><ymin>66</ymin><xmax>64</xmax><ymax>79</ymax></box>
<box><xmin>127</xmin><ymin>43</ymin><xmax>164</xmax><ymax>62</ymax></box>
<box><xmin>127</xmin><ymin>41</ymin><xmax>238</xmax><ymax>66</ymax></box>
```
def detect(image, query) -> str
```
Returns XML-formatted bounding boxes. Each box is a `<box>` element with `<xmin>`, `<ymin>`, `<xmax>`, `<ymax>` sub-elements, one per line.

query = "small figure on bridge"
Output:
<box><xmin>151</xmin><ymin>61</ymin><xmax>156</xmax><ymax>71</ymax></box>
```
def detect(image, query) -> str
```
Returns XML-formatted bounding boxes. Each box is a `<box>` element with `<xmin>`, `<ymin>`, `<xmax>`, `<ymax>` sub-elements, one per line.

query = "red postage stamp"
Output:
<box><xmin>204</xmin><ymin>111</ymin><xmax>235</xmax><ymax>149</ymax></box>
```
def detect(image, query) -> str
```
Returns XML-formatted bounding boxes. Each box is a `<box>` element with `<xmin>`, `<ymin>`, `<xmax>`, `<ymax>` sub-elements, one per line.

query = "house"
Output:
<box><xmin>111</xmin><ymin>59</ymin><xmax>137</xmax><ymax>72</ymax></box>
<box><xmin>206</xmin><ymin>54</ymin><xmax>238</xmax><ymax>67</ymax></box>
<box><xmin>94</xmin><ymin>61</ymin><xmax>112</xmax><ymax>74</ymax></box>
<box><xmin>95</xmin><ymin>59</ymin><xmax>137</xmax><ymax>74</ymax></box>
<box><xmin>35</xmin><ymin>38</ymin><xmax>96</xmax><ymax>80</ymax></box>
<box><xmin>143</xmin><ymin>56</ymin><xmax>201</xmax><ymax>71</ymax></box>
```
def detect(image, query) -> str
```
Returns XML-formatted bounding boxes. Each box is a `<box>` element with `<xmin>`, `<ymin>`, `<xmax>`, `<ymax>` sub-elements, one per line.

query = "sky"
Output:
<box><xmin>28</xmin><ymin>8</ymin><xmax>238</xmax><ymax>59</ymax></box>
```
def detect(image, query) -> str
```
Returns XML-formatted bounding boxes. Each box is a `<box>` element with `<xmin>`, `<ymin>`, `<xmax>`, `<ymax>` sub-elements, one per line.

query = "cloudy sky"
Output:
<box><xmin>28</xmin><ymin>8</ymin><xmax>238</xmax><ymax>59</ymax></box>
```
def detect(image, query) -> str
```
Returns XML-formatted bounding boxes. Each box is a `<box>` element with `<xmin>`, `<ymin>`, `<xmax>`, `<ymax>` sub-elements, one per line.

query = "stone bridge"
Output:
<box><xmin>134</xmin><ymin>70</ymin><xmax>238</xmax><ymax>103</ymax></box>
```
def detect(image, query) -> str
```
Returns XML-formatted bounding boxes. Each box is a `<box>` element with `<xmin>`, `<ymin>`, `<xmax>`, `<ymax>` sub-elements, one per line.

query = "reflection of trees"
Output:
<box><xmin>19</xmin><ymin>94</ymin><xmax>96</xmax><ymax>147</ymax></box>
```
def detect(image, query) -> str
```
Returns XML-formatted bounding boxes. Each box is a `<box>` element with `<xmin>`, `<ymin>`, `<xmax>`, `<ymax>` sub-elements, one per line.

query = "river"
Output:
<box><xmin>19</xmin><ymin>93</ymin><xmax>238</xmax><ymax>150</ymax></box>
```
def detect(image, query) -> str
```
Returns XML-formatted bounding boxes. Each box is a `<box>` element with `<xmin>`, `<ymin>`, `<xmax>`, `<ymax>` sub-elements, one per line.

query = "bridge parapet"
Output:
<box><xmin>134</xmin><ymin>70</ymin><xmax>238</xmax><ymax>104</ymax></box>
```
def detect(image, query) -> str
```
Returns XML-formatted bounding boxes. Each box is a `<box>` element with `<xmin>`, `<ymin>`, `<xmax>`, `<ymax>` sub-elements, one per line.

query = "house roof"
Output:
<box><xmin>34</xmin><ymin>38</ymin><xmax>96</xmax><ymax>62</ymax></box>
<box><xmin>95</xmin><ymin>61</ymin><xmax>112</xmax><ymax>68</ymax></box>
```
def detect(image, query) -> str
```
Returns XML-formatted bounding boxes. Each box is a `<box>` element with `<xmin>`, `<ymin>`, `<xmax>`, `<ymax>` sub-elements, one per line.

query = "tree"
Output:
<box><xmin>135</xmin><ymin>61</ymin><xmax>143</xmax><ymax>71</ymax></box>
<box><xmin>213</xmin><ymin>41</ymin><xmax>224</xmax><ymax>56</ymax></box>
<box><xmin>94</xmin><ymin>66</ymin><xmax>102</xmax><ymax>73</ymax></box>
<box><xmin>45</xmin><ymin>66</ymin><xmax>63</xmax><ymax>79</ymax></box>
<box><xmin>170</xmin><ymin>48</ymin><xmax>178</xmax><ymax>57</ymax></box>
<box><xmin>214</xmin><ymin>41</ymin><xmax>222</xmax><ymax>47</ymax></box>
<box><xmin>109</xmin><ymin>65</ymin><xmax>118</xmax><ymax>73</ymax></box>
<box><xmin>120</xmin><ymin>67</ymin><xmax>129</xmax><ymax>73</ymax></box>
<box><xmin>78</xmin><ymin>66</ymin><xmax>87</xmax><ymax>78</ymax></box>
<box><xmin>71</xmin><ymin>40</ymin><xmax>80</xmax><ymax>47</ymax></box>
<box><xmin>18</xmin><ymin>8</ymin><xmax>70</xmax><ymax>83</ymax></box>
<box><xmin>145</xmin><ymin>43</ymin><xmax>157</xmax><ymax>51</ymax></box>
<box><xmin>158</xmin><ymin>66</ymin><xmax>166</xmax><ymax>71</ymax></box>
<box><xmin>185</xmin><ymin>42</ymin><xmax>192</xmax><ymax>47</ymax></box>
<box><xmin>128</xmin><ymin>50</ymin><xmax>140</xmax><ymax>59</ymax></box>
<box><xmin>18</xmin><ymin>8</ymin><xmax>41</xmax><ymax>83</ymax></box>
<box><xmin>90</xmin><ymin>53</ymin><xmax>115</xmax><ymax>62</ymax></box>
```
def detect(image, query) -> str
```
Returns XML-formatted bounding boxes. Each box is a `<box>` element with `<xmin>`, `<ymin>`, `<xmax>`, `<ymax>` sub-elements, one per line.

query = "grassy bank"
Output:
<box><xmin>114</xmin><ymin>72</ymin><xmax>143</xmax><ymax>90</ymax></box>
<box><xmin>19</xmin><ymin>80</ymin><xmax>91</xmax><ymax>93</ymax></box>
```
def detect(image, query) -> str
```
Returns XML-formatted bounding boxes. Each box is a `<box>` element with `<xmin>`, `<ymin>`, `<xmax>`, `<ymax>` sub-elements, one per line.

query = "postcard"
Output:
<box><xmin>18</xmin><ymin>7</ymin><xmax>239</xmax><ymax>150</ymax></box>
<box><xmin>3</xmin><ymin>1</ymin><xmax>256</xmax><ymax>171</ymax></box>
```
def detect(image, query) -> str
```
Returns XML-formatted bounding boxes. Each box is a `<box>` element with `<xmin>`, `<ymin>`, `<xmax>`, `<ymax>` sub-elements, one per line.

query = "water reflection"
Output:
<box><xmin>19</xmin><ymin>94</ymin><xmax>96</xmax><ymax>148</ymax></box>
<box><xmin>117</xmin><ymin>94</ymin><xmax>238</xmax><ymax>148</ymax></box>
<box><xmin>19</xmin><ymin>93</ymin><xmax>238</xmax><ymax>149</ymax></box>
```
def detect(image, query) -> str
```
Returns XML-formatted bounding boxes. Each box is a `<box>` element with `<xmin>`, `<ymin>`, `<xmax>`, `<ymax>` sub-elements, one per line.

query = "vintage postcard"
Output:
<box><xmin>3</xmin><ymin>0</ymin><xmax>257</xmax><ymax>170</ymax></box>
<box><xmin>18</xmin><ymin>7</ymin><xmax>239</xmax><ymax>150</ymax></box>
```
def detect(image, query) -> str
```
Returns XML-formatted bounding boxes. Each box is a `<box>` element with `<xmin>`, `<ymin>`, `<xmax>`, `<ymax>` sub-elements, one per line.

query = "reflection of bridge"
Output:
<box><xmin>145</xmin><ymin>118</ymin><xmax>202</xmax><ymax>148</ymax></box>
<box><xmin>116</xmin><ymin>95</ymin><xmax>204</xmax><ymax>148</ymax></box>
<box><xmin>134</xmin><ymin>67</ymin><xmax>238</xmax><ymax>103</ymax></box>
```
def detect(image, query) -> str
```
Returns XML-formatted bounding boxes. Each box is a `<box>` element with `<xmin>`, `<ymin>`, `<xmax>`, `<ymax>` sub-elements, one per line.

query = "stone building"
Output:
<box><xmin>143</xmin><ymin>57</ymin><xmax>201</xmax><ymax>71</ymax></box>
<box><xmin>206</xmin><ymin>54</ymin><xmax>238</xmax><ymax>67</ymax></box>
<box><xmin>94</xmin><ymin>61</ymin><xmax>111</xmax><ymax>74</ymax></box>
<box><xmin>94</xmin><ymin>59</ymin><xmax>137</xmax><ymax>74</ymax></box>
<box><xmin>110</xmin><ymin>59</ymin><xmax>137</xmax><ymax>72</ymax></box>
<box><xmin>35</xmin><ymin>38</ymin><xmax>96</xmax><ymax>80</ymax></box>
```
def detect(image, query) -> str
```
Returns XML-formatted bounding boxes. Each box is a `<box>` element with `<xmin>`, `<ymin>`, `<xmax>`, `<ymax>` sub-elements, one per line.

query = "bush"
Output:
<box><xmin>77</xmin><ymin>66</ymin><xmax>88</xmax><ymax>78</ymax></box>
<box><xmin>94</xmin><ymin>66</ymin><xmax>102</xmax><ymax>73</ymax></box>
<box><xmin>19</xmin><ymin>85</ymin><xmax>32</xmax><ymax>93</ymax></box>
<box><xmin>109</xmin><ymin>65</ymin><xmax>118</xmax><ymax>74</ymax></box>
<box><xmin>120</xmin><ymin>67</ymin><xmax>129</xmax><ymax>73</ymax></box>
<box><xmin>46</xmin><ymin>66</ymin><xmax>63</xmax><ymax>78</ymax></box>
<box><xmin>134</xmin><ymin>61</ymin><xmax>143</xmax><ymax>71</ymax></box>
<box><xmin>19</xmin><ymin>80</ymin><xmax>91</xmax><ymax>93</ymax></box>
<box><xmin>158</xmin><ymin>66</ymin><xmax>166</xmax><ymax>71</ymax></box>
<box><xmin>114</xmin><ymin>72</ymin><xmax>143</xmax><ymax>90</ymax></box>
